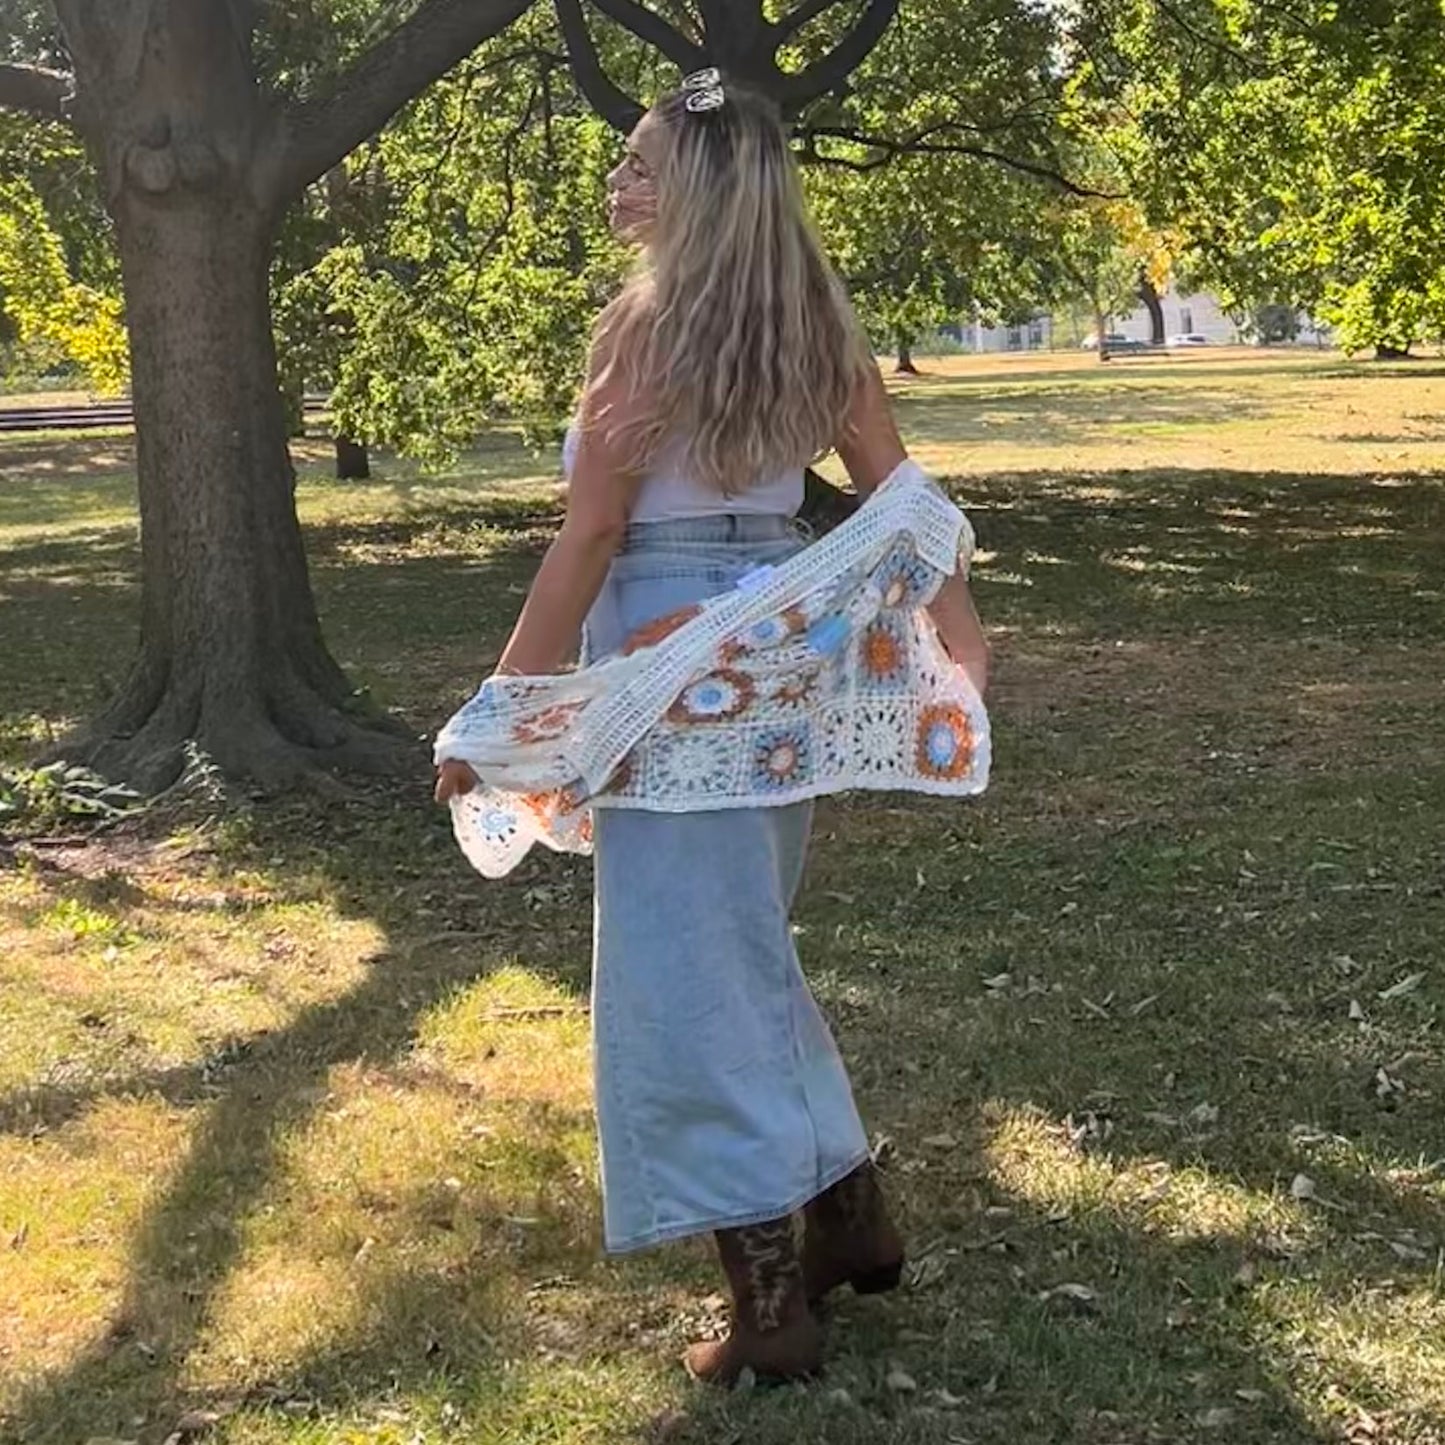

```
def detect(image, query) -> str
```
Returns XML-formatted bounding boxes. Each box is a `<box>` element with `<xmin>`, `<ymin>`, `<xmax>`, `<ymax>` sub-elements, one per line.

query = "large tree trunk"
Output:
<box><xmin>63</xmin><ymin>194</ymin><xmax>410</xmax><ymax>791</ymax></box>
<box><xmin>335</xmin><ymin>435</ymin><xmax>370</xmax><ymax>480</ymax></box>
<box><xmin>1138</xmin><ymin>271</ymin><xmax>1166</xmax><ymax>346</ymax></box>
<box><xmin>1094</xmin><ymin>302</ymin><xmax>1111</xmax><ymax>363</ymax></box>
<box><xmin>894</xmin><ymin>334</ymin><xmax>920</xmax><ymax>375</ymax></box>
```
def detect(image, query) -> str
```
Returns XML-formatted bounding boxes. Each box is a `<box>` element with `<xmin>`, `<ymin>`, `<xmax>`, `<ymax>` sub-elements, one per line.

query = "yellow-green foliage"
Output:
<box><xmin>0</xmin><ymin>176</ymin><xmax>128</xmax><ymax>393</ymax></box>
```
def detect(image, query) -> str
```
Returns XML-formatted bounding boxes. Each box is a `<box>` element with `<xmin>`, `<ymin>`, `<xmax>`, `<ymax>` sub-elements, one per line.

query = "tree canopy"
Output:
<box><xmin>1070</xmin><ymin>0</ymin><xmax>1445</xmax><ymax>353</ymax></box>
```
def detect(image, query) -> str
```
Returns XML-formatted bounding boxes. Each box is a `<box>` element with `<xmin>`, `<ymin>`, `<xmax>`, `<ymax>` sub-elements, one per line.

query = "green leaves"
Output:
<box><xmin>1072</xmin><ymin>0</ymin><xmax>1445</xmax><ymax>352</ymax></box>
<box><xmin>0</xmin><ymin>172</ymin><xmax>127</xmax><ymax>391</ymax></box>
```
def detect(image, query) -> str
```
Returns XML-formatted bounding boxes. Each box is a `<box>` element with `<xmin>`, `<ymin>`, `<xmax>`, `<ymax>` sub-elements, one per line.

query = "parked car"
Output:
<box><xmin>1081</xmin><ymin>332</ymin><xmax>1153</xmax><ymax>353</ymax></box>
<box><xmin>1168</xmin><ymin>333</ymin><xmax>1211</xmax><ymax>347</ymax></box>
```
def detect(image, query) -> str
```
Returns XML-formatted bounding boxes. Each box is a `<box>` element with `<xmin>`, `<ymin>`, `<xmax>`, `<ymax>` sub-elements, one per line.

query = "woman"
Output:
<box><xmin>435</xmin><ymin>71</ymin><xmax>989</xmax><ymax>1385</ymax></box>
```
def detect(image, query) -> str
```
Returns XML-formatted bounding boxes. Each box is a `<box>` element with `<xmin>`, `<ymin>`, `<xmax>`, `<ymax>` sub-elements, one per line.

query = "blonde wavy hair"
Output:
<box><xmin>589</xmin><ymin>79</ymin><xmax>872</xmax><ymax>495</ymax></box>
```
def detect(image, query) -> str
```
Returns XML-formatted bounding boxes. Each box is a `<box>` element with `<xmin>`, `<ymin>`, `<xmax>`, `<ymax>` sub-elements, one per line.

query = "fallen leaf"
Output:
<box><xmin>1378</xmin><ymin>971</ymin><xmax>1425</xmax><ymax>1002</ymax></box>
<box><xmin>1197</xmin><ymin>1406</ymin><xmax>1236</xmax><ymax>1429</ymax></box>
<box><xmin>1235</xmin><ymin>1388</ymin><xmax>1267</xmax><ymax>1403</ymax></box>
<box><xmin>921</xmin><ymin>1133</ymin><xmax>958</xmax><ymax>1150</ymax></box>
<box><xmin>981</xmin><ymin>972</ymin><xmax>1012</xmax><ymax>991</ymax></box>
<box><xmin>1039</xmin><ymin>1281</ymin><xmax>1097</xmax><ymax>1310</ymax></box>
<box><xmin>886</xmin><ymin>1366</ymin><xmax>919</xmax><ymax>1393</ymax></box>
<box><xmin>1289</xmin><ymin>1173</ymin><xmax>1317</xmax><ymax>1201</ymax></box>
<box><xmin>173</xmin><ymin>1411</ymin><xmax>220</xmax><ymax>1434</ymax></box>
<box><xmin>1388</xmin><ymin>1239</ymin><xmax>1428</xmax><ymax>1261</ymax></box>
<box><xmin>933</xmin><ymin>1387</ymin><xmax>966</xmax><ymax>1408</ymax></box>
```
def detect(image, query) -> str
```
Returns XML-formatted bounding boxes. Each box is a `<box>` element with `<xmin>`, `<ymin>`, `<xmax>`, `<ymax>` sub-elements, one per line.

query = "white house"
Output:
<box><xmin>947</xmin><ymin>285</ymin><xmax>1326</xmax><ymax>353</ymax></box>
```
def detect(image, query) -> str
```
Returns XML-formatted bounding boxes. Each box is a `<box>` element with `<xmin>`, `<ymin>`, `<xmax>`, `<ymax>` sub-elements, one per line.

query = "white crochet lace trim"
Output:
<box><xmin>436</xmin><ymin>459</ymin><xmax>988</xmax><ymax>877</ymax></box>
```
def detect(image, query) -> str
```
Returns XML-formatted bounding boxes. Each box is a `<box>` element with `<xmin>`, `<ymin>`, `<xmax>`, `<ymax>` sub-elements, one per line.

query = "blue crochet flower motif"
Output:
<box><xmin>924</xmin><ymin>721</ymin><xmax>959</xmax><ymax>770</ymax></box>
<box><xmin>752</xmin><ymin>726</ymin><xmax>812</xmax><ymax>791</ymax></box>
<box><xmin>480</xmin><ymin>806</ymin><xmax>519</xmax><ymax>843</ymax></box>
<box><xmin>805</xmin><ymin>614</ymin><xmax>850</xmax><ymax>657</ymax></box>
<box><xmin>873</xmin><ymin>544</ymin><xmax>937</xmax><ymax>610</ymax></box>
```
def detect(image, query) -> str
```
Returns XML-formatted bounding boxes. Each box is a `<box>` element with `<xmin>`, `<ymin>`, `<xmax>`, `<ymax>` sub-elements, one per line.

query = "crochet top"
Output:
<box><xmin>435</xmin><ymin>458</ymin><xmax>990</xmax><ymax>878</ymax></box>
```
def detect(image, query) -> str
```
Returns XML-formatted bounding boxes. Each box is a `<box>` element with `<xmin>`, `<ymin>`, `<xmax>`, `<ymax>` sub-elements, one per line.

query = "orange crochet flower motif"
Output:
<box><xmin>511</xmin><ymin>700</ymin><xmax>585</xmax><ymax>744</ymax></box>
<box><xmin>915</xmin><ymin>703</ymin><xmax>975</xmax><ymax>780</ymax></box>
<box><xmin>557</xmin><ymin>781</ymin><xmax>590</xmax><ymax>815</ymax></box>
<box><xmin>518</xmin><ymin>791</ymin><xmax>559</xmax><ymax>822</ymax></box>
<box><xmin>667</xmin><ymin>668</ymin><xmax>756</xmax><ymax>725</ymax></box>
<box><xmin>623</xmin><ymin>604</ymin><xmax>703</xmax><ymax>656</ymax></box>
<box><xmin>773</xmin><ymin>670</ymin><xmax>820</xmax><ymax>708</ymax></box>
<box><xmin>862</xmin><ymin>622</ymin><xmax>904</xmax><ymax>679</ymax></box>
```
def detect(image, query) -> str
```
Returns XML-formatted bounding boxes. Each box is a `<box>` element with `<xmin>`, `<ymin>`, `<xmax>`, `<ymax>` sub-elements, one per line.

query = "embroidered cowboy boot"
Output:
<box><xmin>801</xmin><ymin>1161</ymin><xmax>906</xmax><ymax>1306</ymax></box>
<box><xmin>683</xmin><ymin>1217</ymin><xmax>822</xmax><ymax>1386</ymax></box>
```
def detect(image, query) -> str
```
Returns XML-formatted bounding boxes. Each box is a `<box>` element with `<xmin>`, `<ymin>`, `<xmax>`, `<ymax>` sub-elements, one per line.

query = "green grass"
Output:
<box><xmin>1</xmin><ymin>351</ymin><xmax>1443</xmax><ymax>1444</ymax></box>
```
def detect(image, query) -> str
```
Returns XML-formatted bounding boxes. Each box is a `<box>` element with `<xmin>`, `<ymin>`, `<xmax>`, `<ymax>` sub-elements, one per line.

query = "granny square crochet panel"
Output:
<box><xmin>435</xmin><ymin>459</ymin><xmax>991</xmax><ymax>878</ymax></box>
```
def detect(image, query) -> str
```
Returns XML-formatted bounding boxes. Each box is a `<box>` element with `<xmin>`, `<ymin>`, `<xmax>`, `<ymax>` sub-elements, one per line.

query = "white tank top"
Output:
<box><xmin>563</xmin><ymin>426</ymin><xmax>804</xmax><ymax>522</ymax></box>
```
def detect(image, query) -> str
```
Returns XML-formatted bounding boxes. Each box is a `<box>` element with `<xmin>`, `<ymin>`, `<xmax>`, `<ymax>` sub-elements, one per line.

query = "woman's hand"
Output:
<box><xmin>434</xmin><ymin>759</ymin><xmax>479</xmax><ymax>804</ymax></box>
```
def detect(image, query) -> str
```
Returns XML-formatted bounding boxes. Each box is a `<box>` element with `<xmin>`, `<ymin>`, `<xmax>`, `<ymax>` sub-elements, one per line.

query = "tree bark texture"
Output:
<box><xmin>1094</xmin><ymin>302</ymin><xmax>1111</xmax><ymax>362</ymax></box>
<box><xmin>27</xmin><ymin>0</ymin><xmax>526</xmax><ymax>790</ymax></box>
<box><xmin>71</xmin><ymin>194</ymin><xmax>408</xmax><ymax>791</ymax></box>
<box><xmin>1138</xmin><ymin>272</ymin><xmax>1165</xmax><ymax>345</ymax></box>
<box><xmin>335</xmin><ymin>435</ymin><xmax>371</xmax><ymax>480</ymax></box>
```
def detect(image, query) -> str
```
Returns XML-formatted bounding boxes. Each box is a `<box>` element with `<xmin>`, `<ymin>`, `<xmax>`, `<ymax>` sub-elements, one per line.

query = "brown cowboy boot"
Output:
<box><xmin>683</xmin><ymin>1216</ymin><xmax>822</xmax><ymax>1386</ymax></box>
<box><xmin>801</xmin><ymin>1161</ymin><xmax>906</xmax><ymax>1306</ymax></box>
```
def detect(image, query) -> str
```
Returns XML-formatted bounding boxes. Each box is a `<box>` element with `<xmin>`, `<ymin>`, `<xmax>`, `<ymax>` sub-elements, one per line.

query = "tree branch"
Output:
<box><xmin>772</xmin><ymin>0</ymin><xmax>848</xmax><ymax>44</ymax></box>
<box><xmin>778</xmin><ymin>0</ymin><xmax>899</xmax><ymax>111</ymax></box>
<box><xmin>801</xmin><ymin>125</ymin><xmax>1117</xmax><ymax>198</ymax></box>
<box><xmin>0</xmin><ymin>63</ymin><xmax>73</xmax><ymax>123</ymax></box>
<box><xmin>554</xmin><ymin>0</ymin><xmax>646</xmax><ymax>133</ymax></box>
<box><xmin>591</xmin><ymin>0</ymin><xmax>702</xmax><ymax>68</ymax></box>
<box><xmin>263</xmin><ymin>0</ymin><xmax>535</xmax><ymax>206</ymax></box>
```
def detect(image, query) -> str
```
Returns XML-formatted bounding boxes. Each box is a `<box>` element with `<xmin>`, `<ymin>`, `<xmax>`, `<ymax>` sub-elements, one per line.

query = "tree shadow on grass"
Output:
<box><xmin>895</xmin><ymin>386</ymin><xmax>1276</xmax><ymax>454</ymax></box>
<box><xmin>955</xmin><ymin>467</ymin><xmax>1445</xmax><ymax>643</ymax></box>
<box><xmin>5</xmin><ymin>462</ymin><xmax>1444</xmax><ymax>1443</ymax></box>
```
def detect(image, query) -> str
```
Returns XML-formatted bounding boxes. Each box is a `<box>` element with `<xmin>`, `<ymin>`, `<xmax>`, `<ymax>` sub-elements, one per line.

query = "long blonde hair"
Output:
<box><xmin>589</xmin><ymin>80</ymin><xmax>872</xmax><ymax>494</ymax></box>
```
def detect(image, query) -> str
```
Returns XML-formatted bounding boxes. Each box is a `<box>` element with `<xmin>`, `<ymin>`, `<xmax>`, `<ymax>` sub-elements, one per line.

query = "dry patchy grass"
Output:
<box><xmin>1</xmin><ymin>351</ymin><xmax>1443</xmax><ymax>1445</ymax></box>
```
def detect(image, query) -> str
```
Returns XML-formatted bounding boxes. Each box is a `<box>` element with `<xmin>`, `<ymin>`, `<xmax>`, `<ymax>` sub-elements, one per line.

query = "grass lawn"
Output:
<box><xmin>1</xmin><ymin>349</ymin><xmax>1443</xmax><ymax>1444</ymax></box>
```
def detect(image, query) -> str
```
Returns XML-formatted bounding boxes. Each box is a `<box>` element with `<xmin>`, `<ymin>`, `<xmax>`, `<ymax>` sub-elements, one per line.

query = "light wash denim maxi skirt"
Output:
<box><xmin>583</xmin><ymin>514</ymin><xmax>872</xmax><ymax>1254</ymax></box>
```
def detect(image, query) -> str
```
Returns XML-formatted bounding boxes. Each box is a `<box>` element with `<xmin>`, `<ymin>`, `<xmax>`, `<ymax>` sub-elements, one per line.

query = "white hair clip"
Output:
<box><xmin>681</xmin><ymin>66</ymin><xmax>725</xmax><ymax>114</ymax></box>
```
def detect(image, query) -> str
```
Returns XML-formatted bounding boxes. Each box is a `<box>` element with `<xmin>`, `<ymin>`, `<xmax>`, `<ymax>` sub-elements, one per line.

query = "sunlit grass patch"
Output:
<box><xmin>2</xmin><ymin>356</ymin><xmax>1443</xmax><ymax>1442</ymax></box>
<box><xmin>0</xmin><ymin>1096</ymin><xmax>191</xmax><ymax>1389</ymax></box>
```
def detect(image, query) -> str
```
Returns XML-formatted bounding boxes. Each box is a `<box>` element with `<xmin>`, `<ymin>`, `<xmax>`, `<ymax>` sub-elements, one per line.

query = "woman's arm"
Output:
<box><xmin>835</xmin><ymin>363</ymin><xmax>990</xmax><ymax>695</ymax></box>
<box><xmin>835</xmin><ymin>362</ymin><xmax>906</xmax><ymax>499</ymax></box>
<box><xmin>436</xmin><ymin>359</ymin><xmax>642</xmax><ymax>803</ymax></box>
<box><xmin>494</xmin><ymin>401</ymin><xmax>641</xmax><ymax>675</ymax></box>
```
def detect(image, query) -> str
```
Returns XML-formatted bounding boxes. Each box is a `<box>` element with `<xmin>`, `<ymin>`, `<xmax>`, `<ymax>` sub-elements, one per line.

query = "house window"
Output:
<box><xmin>1181</xmin><ymin>307</ymin><xmax>1194</xmax><ymax>334</ymax></box>
<box><xmin>1028</xmin><ymin>318</ymin><xmax>1045</xmax><ymax>349</ymax></box>
<box><xmin>1006</xmin><ymin>326</ymin><xmax>1023</xmax><ymax>351</ymax></box>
